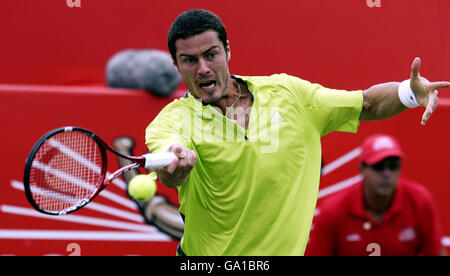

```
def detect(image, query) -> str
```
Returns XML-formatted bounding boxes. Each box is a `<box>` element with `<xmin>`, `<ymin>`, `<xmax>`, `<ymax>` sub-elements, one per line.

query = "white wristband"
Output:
<box><xmin>398</xmin><ymin>79</ymin><xmax>420</xmax><ymax>108</ymax></box>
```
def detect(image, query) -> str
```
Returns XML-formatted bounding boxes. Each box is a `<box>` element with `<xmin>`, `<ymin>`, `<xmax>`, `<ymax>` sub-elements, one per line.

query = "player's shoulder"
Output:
<box><xmin>398</xmin><ymin>178</ymin><xmax>435</xmax><ymax>204</ymax></box>
<box><xmin>238</xmin><ymin>73</ymin><xmax>303</xmax><ymax>84</ymax></box>
<box><xmin>157</xmin><ymin>94</ymin><xmax>195</xmax><ymax>115</ymax></box>
<box><xmin>237</xmin><ymin>73</ymin><xmax>313</xmax><ymax>99</ymax></box>
<box><xmin>146</xmin><ymin>96</ymin><xmax>194</xmax><ymax>130</ymax></box>
<box><xmin>317</xmin><ymin>183</ymin><xmax>361</xmax><ymax>216</ymax></box>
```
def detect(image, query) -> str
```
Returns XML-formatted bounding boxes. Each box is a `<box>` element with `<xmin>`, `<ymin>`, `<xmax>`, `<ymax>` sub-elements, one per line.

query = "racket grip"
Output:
<box><xmin>143</xmin><ymin>152</ymin><xmax>176</xmax><ymax>168</ymax></box>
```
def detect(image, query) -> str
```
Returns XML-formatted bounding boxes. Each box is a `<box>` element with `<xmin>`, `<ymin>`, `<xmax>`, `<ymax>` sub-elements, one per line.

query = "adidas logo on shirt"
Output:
<box><xmin>271</xmin><ymin>112</ymin><xmax>284</xmax><ymax>124</ymax></box>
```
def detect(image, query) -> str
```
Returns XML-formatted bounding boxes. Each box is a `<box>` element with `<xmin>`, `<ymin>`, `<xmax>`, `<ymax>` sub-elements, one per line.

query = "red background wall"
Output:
<box><xmin>0</xmin><ymin>0</ymin><xmax>449</xmax><ymax>255</ymax></box>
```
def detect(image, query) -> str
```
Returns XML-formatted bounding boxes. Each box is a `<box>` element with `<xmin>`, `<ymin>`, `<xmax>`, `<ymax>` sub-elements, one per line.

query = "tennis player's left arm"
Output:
<box><xmin>360</xmin><ymin>57</ymin><xmax>450</xmax><ymax>125</ymax></box>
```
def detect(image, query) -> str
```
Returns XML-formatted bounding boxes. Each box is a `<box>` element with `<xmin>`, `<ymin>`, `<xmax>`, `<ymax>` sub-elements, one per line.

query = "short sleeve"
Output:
<box><xmin>284</xmin><ymin>75</ymin><xmax>364</xmax><ymax>136</ymax></box>
<box><xmin>145</xmin><ymin>102</ymin><xmax>192</xmax><ymax>153</ymax></box>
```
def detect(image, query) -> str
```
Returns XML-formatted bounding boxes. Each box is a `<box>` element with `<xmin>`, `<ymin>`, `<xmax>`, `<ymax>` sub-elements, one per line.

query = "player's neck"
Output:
<box><xmin>363</xmin><ymin>186</ymin><xmax>394</xmax><ymax>223</ymax></box>
<box><xmin>214</xmin><ymin>78</ymin><xmax>253</xmax><ymax>129</ymax></box>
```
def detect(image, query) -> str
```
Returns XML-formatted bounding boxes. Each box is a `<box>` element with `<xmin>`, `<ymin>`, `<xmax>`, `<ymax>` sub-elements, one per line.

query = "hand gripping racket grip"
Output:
<box><xmin>143</xmin><ymin>152</ymin><xmax>176</xmax><ymax>168</ymax></box>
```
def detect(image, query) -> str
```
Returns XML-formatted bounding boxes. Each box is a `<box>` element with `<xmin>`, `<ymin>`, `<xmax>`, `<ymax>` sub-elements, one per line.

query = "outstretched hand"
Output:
<box><xmin>409</xmin><ymin>57</ymin><xmax>450</xmax><ymax>125</ymax></box>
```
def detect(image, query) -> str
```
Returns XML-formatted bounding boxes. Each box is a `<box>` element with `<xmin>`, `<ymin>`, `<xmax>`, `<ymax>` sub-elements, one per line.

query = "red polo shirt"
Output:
<box><xmin>305</xmin><ymin>178</ymin><xmax>444</xmax><ymax>256</ymax></box>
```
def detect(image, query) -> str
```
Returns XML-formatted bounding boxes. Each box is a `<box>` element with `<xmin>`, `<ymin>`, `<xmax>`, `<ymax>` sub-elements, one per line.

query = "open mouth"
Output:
<box><xmin>199</xmin><ymin>80</ymin><xmax>216</xmax><ymax>90</ymax></box>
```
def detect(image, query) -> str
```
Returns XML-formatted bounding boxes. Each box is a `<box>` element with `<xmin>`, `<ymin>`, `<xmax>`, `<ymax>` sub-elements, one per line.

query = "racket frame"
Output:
<box><xmin>23</xmin><ymin>126</ymin><xmax>146</xmax><ymax>215</ymax></box>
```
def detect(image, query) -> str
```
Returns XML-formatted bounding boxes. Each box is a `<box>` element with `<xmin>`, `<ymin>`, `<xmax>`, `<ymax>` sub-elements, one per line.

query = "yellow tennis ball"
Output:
<box><xmin>128</xmin><ymin>173</ymin><xmax>157</xmax><ymax>201</ymax></box>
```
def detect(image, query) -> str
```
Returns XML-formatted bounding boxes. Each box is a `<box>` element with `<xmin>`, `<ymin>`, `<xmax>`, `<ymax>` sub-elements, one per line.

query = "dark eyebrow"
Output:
<box><xmin>179</xmin><ymin>45</ymin><xmax>220</xmax><ymax>58</ymax></box>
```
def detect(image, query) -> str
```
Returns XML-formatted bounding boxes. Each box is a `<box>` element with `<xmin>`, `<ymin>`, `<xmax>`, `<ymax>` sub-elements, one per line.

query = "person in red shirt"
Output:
<box><xmin>306</xmin><ymin>134</ymin><xmax>446</xmax><ymax>256</ymax></box>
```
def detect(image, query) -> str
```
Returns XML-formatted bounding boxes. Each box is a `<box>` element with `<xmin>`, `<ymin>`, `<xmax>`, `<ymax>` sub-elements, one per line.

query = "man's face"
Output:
<box><xmin>361</xmin><ymin>157</ymin><xmax>401</xmax><ymax>197</ymax></box>
<box><xmin>174</xmin><ymin>30</ymin><xmax>231</xmax><ymax>104</ymax></box>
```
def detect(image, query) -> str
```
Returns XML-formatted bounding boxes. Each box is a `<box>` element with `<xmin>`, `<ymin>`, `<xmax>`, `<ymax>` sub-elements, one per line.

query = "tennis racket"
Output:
<box><xmin>23</xmin><ymin>126</ymin><xmax>176</xmax><ymax>216</ymax></box>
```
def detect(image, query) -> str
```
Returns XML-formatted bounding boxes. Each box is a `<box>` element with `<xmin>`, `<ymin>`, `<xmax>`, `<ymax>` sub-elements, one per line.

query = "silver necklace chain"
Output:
<box><xmin>225</xmin><ymin>81</ymin><xmax>242</xmax><ymax>118</ymax></box>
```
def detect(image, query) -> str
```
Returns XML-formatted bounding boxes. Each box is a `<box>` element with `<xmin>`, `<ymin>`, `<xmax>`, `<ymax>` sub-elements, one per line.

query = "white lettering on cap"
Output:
<box><xmin>373</xmin><ymin>137</ymin><xmax>395</xmax><ymax>151</ymax></box>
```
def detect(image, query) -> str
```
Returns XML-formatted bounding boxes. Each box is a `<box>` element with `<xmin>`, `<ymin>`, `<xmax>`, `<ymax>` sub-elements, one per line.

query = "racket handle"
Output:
<box><xmin>143</xmin><ymin>152</ymin><xmax>176</xmax><ymax>168</ymax></box>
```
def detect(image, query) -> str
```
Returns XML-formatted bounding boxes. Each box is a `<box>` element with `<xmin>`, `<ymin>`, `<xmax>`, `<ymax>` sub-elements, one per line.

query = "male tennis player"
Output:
<box><xmin>145</xmin><ymin>9</ymin><xmax>450</xmax><ymax>256</ymax></box>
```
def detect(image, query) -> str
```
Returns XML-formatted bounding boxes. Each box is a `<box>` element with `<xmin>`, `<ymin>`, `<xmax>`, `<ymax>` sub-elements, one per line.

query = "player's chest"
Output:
<box><xmin>192</xmin><ymin>96</ymin><xmax>311</xmax><ymax>154</ymax></box>
<box><xmin>337</xmin><ymin>217</ymin><xmax>421</xmax><ymax>256</ymax></box>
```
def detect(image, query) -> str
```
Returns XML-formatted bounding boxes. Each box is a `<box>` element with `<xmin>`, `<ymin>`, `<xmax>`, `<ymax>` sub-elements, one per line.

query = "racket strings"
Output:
<box><xmin>29</xmin><ymin>131</ymin><xmax>103</xmax><ymax>213</ymax></box>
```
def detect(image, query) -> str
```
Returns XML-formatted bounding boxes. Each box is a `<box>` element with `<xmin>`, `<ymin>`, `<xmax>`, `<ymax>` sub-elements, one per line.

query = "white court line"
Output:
<box><xmin>318</xmin><ymin>174</ymin><xmax>363</xmax><ymax>199</ymax></box>
<box><xmin>32</xmin><ymin>159</ymin><xmax>95</xmax><ymax>193</ymax></box>
<box><xmin>0</xmin><ymin>229</ymin><xmax>171</xmax><ymax>241</ymax></box>
<box><xmin>49</xmin><ymin>138</ymin><xmax>128</xmax><ymax>191</ymax></box>
<box><xmin>0</xmin><ymin>205</ymin><xmax>158</xmax><ymax>234</ymax></box>
<box><xmin>11</xmin><ymin>180</ymin><xmax>143</xmax><ymax>223</ymax></box>
<box><xmin>322</xmin><ymin>147</ymin><xmax>361</xmax><ymax>176</ymax></box>
<box><xmin>0</xmin><ymin>230</ymin><xmax>447</xmax><ymax>246</ymax></box>
<box><xmin>110</xmin><ymin>176</ymin><xmax>127</xmax><ymax>190</ymax></box>
<box><xmin>48</xmin><ymin>138</ymin><xmax>102</xmax><ymax>177</ymax></box>
<box><xmin>31</xmin><ymin>160</ymin><xmax>136</xmax><ymax>210</ymax></box>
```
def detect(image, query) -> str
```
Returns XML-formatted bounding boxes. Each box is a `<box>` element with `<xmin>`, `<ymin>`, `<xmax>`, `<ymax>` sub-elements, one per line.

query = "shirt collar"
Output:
<box><xmin>182</xmin><ymin>75</ymin><xmax>250</xmax><ymax>101</ymax></box>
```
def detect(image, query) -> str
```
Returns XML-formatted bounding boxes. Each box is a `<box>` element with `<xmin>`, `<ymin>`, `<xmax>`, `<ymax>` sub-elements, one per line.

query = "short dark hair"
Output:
<box><xmin>167</xmin><ymin>9</ymin><xmax>228</xmax><ymax>63</ymax></box>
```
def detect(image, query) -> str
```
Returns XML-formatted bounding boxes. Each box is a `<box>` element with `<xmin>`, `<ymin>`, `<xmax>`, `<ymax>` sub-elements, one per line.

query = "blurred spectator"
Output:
<box><xmin>306</xmin><ymin>134</ymin><xmax>446</xmax><ymax>256</ymax></box>
<box><xmin>106</xmin><ymin>49</ymin><xmax>181</xmax><ymax>97</ymax></box>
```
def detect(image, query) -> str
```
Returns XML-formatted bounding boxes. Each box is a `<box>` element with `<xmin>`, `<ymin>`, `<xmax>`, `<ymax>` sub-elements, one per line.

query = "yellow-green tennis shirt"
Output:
<box><xmin>145</xmin><ymin>74</ymin><xmax>363</xmax><ymax>255</ymax></box>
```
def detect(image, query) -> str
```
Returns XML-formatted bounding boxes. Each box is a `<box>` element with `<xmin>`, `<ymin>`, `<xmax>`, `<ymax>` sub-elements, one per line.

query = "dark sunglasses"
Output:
<box><xmin>364</xmin><ymin>161</ymin><xmax>401</xmax><ymax>172</ymax></box>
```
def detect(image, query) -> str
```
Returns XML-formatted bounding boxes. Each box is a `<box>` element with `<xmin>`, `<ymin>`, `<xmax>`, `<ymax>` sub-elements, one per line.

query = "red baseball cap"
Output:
<box><xmin>359</xmin><ymin>134</ymin><xmax>404</xmax><ymax>165</ymax></box>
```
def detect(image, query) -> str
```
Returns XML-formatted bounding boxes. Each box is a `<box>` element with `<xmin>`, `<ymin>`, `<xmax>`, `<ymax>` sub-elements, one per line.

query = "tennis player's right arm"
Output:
<box><xmin>154</xmin><ymin>144</ymin><xmax>197</xmax><ymax>188</ymax></box>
